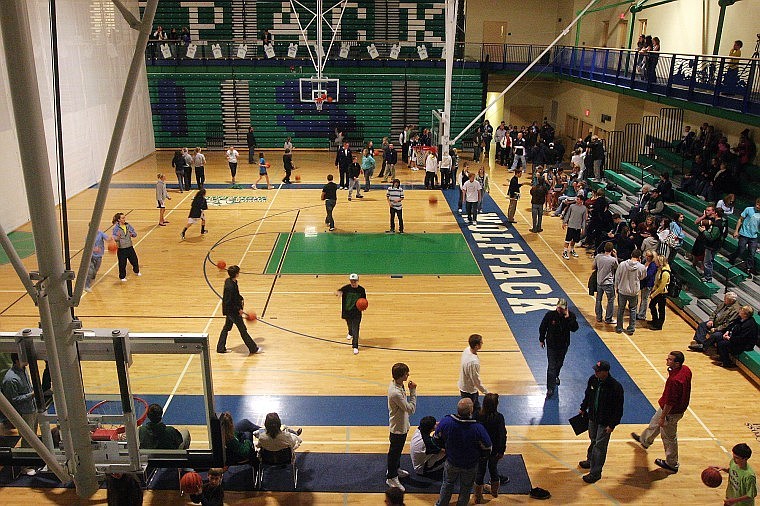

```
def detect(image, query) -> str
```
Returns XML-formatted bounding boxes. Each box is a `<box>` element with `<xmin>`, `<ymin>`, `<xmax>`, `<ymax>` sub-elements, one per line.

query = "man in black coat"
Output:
<box><xmin>218</xmin><ymin>265</ymin><xmax>260</xmax><ymax>354</ymax></box>
<box><xmin>578</xmin><ymin>360</ymin><xmax>624</xmax><ymax>483</ymax></box>
<box><xmin>539</xmin><ymin>298</ymin><xmax>579</xmax><ymax>398</ymax></box>
<box><xmin>335</xmin><ymin>142</ymin><xmax>352</xmax><ymax>189</ymax></box>
<box><xmin>716</xmin><ymin>306</ymin><xmax>759</xmax><ymax>368</ymax></box>
<box><xmin>246</xmin><ymin>126</ymin><xmax>257</xmax><ymax>164</ymax></box>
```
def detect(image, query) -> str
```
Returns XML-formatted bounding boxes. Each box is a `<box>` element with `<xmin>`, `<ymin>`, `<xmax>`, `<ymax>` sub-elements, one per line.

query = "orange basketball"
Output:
<box><xmin>429</xmin><ymin>195</ymin><xmax>438</xmax><ymax>204</ymax></box>
<box><xmin>374</xmin><ymin>149</ymin><xmax>383</xmax><ymax>156</ymax></box>
<box><xmin>107</xmin><ymin>242</ymin><xmax>118</xmax><ymax>253</ymax></box>
<box><xmin>295</xmin><ymin>174</ymin><xmax>301</xmax><ymax>182</ymax></box>
<box><xmin>356</xmin><ymin>298</ymin><xmax>368</xmax><ymax>311</ymax></box>
<box><xmin>265</xmin><ymin>162</ymin><xmax>271</xmax><ymax>168</ymax></box>
<box><xmin>217</xmin><ymin>260</ymin><xmax>227</xmax><ymax>270</ymax></box>
<box><xmin>180</xmin><ymin>471</ymin><xmax>203</xmax><ymax>494</ymax></box>
<box><xmin>327</xmin><ymin>96</ymin><xmax>334</xmax><ymax>103</ymax></box>
<box><xmin>701</xmin><ymin>467</ymin><xmax>722</xmax><ymax>488</ymax></box>
<box><xmin>245</xmin><ymin>311</ymin><xmax>257</xmax><ymax>322</ymax></box>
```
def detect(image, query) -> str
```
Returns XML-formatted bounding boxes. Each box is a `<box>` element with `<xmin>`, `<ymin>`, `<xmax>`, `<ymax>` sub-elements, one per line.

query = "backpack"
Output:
<box><xmin>667</xmin><ymin>275</ymin><xmax>682</xmax><ymax>298</ymax></box>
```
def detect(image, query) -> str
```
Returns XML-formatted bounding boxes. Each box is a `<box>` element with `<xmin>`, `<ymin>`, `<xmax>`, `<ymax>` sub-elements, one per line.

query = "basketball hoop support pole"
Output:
<box><xmin>441</xmin><ymin>0</ymin><xmax>458</xmax><ymax>156</ymax></box>
<box><xmin>452</xmin><ymin>0</ymin><xmax>599</xmax><ymax>145</ymax></box>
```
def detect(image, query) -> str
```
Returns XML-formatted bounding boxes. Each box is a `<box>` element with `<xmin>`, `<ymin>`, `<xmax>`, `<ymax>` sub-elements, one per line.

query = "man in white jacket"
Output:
<box><xmin>614</xmin><ymin>249</ymin><xmax>647</xmax><ymax>335</ymax></box>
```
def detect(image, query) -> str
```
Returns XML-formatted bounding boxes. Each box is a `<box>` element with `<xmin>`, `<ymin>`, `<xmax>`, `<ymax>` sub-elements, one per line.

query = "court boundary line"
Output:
<box><xmin>261</xmin><ymin>210</ymin><xmax>299</xmax><ymax>317</ymax></box>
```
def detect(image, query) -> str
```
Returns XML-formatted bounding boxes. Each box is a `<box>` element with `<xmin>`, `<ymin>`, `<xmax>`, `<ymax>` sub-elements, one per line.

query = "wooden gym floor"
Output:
<box><xmin>0</xmin><ymin>149</ymin><xmax>758</xmax><ymax>505</ymax></box>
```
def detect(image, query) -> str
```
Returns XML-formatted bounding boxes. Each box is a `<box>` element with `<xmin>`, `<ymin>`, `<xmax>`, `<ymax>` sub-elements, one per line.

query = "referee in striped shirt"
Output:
<box><xmin>386</xmin><ymin>179</ymin><xmax>405</xmax><ymax>234</ymax></box>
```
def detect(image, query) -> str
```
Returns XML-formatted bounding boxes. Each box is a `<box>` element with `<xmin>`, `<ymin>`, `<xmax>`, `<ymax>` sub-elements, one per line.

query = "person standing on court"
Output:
<box><xmin>182</xmin><ymin>147</ymin><xmax>193</xmax><ymax>193</ymax></box>
<box><xmin>578</xmin><ymin>360</ymin><xmax>624</xmax><ymax>483</ymax></box>
<box><xmin>193</xmin><ymin>147</ymin><xmax>206</xmax><ymax>189</ymax></box>
<box><xmin>386</xmin><ymin>179</ymin><xmax>404</xmax><ymax>234</ymax></box>
<box><xmin>282</xmin><ymin>148</ymin><xmax>294</xmax><ymax>184</ymax></box>
<box><xmin>593</xmin><ymin>242</ymin><xmax>618</xmax><ymax>324</ymax></box>
<box><xmin>181</xmin><ymin>188</ymin><xmax>209</xmax><ymax>240</ymax></box>
<box><xmin>246</xmin><ymin>126</ymin><xmax>257</xmax><ymax>164</ymax></box>
<box><xmin>321</xmin><ymin>174</ymin><xmax>338</xmax><ymax>231</ymax></box>
<box><xmin>614</xmin><ymin>248</ymin><xmax>647</xmax><ymax>335</ymax></box>
<box><xmin>171</xmin><ymin>149</ymin><xmax>185</xmax><ymax>192</ymax></box>
<box><xmin>458</xmin><ymin>334</ymin><xmax>488</xmax><ymax>415</ymax></box>
<box><xmin>335</xmin><ymin>273</ymin><xmax>366</xmax><ymax>355</ymax></box>
<box><xmin>631</xmin><ymin>350</ymin><xmax>691</xmax><ymax>474</ymax></box>
<box><xmin>386</xmin><ymin>362</ymin><xmax>417</xmax><ymax>491</ymax></box>
<box><xmin>383</xmin><ymin>143</ymin><xmax>398</xmax><ymax>183</ymax></box>
<box><xmin>335</xmin><ymin>141</ymin><xmax>352</xmax><ymax>189</ymax></box>
<box><xmin>218</xmin><ymin>265</ymin><xmax>260</xmax><ymax>355</ymax></box>
<box><xmin>539</xmin><ymin>298</ymin><xmax>578</xmax><ymax>398</ymax></box>
<box><xmin>506</xmin><ymin>168</ymin><xmax>522</xmax><ymax>224</ymax></box>
<box><xmin>433</xmin><ymin>398</ymin><xmax>492</xmax><ymax>506</ymax></box>
<box><xmin>111</xmin><ymin>212</ymin><xmax>140</xmax><ymax>282</ymax></box>
<box><xmin>562</xmin><ymin>194</ymin><xmax>587</xmax><ymax>259</ymax></box>
<box><xmin>347</xmin><ymin>154</ymin><xmax>363</xmax><ymax>200</ymax></box>
<box><xmin>226</xmin><ymin>146</ymin><xmax>239</xmax><ymax>184</ymax></box>
<box><xmin>462</xmin><ymin>172</ymin><xmax>482</xmax><ymax>225</ymax></box>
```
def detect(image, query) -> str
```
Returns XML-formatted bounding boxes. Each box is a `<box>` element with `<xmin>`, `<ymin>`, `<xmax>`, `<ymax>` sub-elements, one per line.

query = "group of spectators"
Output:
<box><xmin>634</xmin><ymin>34</ymin><xmax>662</xmax><ymax>82</ymax></box>
<box><xmin>151</xmin><ymin>25</ymin><xmax>191</xmax><ymax>45</ymax></box>
<box><xmin>472</xmin><ymin>119</ymin><xmax>565</xmax><ymax>172</ymax></box>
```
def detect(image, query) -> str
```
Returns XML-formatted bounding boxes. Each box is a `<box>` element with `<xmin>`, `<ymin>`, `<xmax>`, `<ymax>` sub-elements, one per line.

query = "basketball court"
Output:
<box><xmin>2</xmin><ymin>150</ymin><xmax>757</xmax><ymax>505</ymax></box>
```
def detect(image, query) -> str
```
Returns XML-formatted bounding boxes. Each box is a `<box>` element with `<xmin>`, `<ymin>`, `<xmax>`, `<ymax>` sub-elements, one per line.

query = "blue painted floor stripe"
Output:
<box><xmin>443</xmin><ymin>189</ymin><xmax>654</xmax><ymax>425</ymax></box>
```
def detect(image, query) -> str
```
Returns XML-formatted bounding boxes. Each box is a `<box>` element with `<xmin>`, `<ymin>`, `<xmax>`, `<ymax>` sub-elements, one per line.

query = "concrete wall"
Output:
<box><xmin>0</xmin><ymin>0</ymin><xmax>154</xmax><ymax>232</ymax></box>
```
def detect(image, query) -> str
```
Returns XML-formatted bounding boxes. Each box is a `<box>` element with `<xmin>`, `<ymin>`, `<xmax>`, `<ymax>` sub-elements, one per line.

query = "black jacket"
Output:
<box><xmin>189</xmin><ymin>193</ymin><xmax>208</xmax><ymax>219</ymax></box>
<box><xmin>348</xmin><ymin>161</ymin><xmax>362</xmax><ymax>179</ymax></box>
<box><xmin>222</xmin><ymin>278</ymin><xmax>244</xmax><ymax>316</ymax></box>
<box><xmin>476</xmin><ymin>411</ymin><xmax>507</xmax><ymax>456</ymax></box>
<box><xmin>335</xmin><ymin>147</ymin><xmax>352</xmax><ymax>170</ymax></box>
<box><xmin>539</xmin><ymin>309</ymin><xmax>579</xmax><ymax>348</ymax></box>
<box><xmin>246</xmin><ymin>130</ymin><xmax>257</xmax><ymax>149</ymax></box>
<box><xmin>508</xmin><ymin>175</ymin><xmax>522</xmax><ymax>199</ymax></box>
<box><xmin>385</xmin><ymin>148</ymin><xmax>398</xmax><ymax>165</ymax></box>
<box><xmin>580</xmin><ymin>374</ymin><xmax>624</xmax><ymax>429</ymax></box>
<box><xmin>726</xmin><ymin>316</ymin><xmax>759</xmax><ymax>354</ymax></box>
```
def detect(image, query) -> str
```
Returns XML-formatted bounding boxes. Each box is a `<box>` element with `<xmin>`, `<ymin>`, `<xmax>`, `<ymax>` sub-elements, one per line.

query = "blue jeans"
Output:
<box><xmin>586</xmin><ymin>419</ymin><xmax>611</xmax><ymax>479</ymax></box>
<box><xmin>694</xmin><ymin>321</ymin><xmax>723</xmax><ymax>348</ymax></box>
<box><xmin>436</xmin><ymin>461</ymin><xmax>478</xmax><ymax>506</ymax></box>
<box><xmin>595</xmin><ymin>283</ymin><xmax>615</xmax><ymax>322</ymax></box>
<box><xmin>703</xmin><ymin>247</ymin><xmax>715</xmax><ymax>281</ymax></box>
<box><xmin>616</xmin><ymin>293</ymin><xmax>638</xmax><ymax>332</ymax></box>
<box><xmin>732</xmin><ymin>235</ymin><xmax>758</xmax><ymax>272</ymax></box>
<box><xmin>637</xmin><ymin>286</ymin><xmax>651</xmax><ymax>319</ymax></box>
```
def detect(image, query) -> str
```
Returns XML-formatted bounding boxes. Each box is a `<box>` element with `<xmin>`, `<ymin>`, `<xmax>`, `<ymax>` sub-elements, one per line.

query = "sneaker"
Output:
<box><xmin>136</xmin><ymin>272</ymin><xmax>142</xmax><ymax>277</ymax></box>
<box><xmin>84</xmin><ymin>286</ymin><xmax>92</xmax><ymax>293</ymax></box>
<box><xmin>356</xmin><ymin>195</ymin><xmax>364</xmax><ymax>199</ymax></box>
<box><xmin>688</xmin><ymin>344</ymin><xmax>704</xmax><ymax>352</ymax></box>
<box><xmin>329</xmin><ymin>227</ymin><xmax>335</xmax><ymax>231</ymax></box>
<box><xmin>398</xmin><ymin>231</ymin><xmax>404</xmax><ymax>234</ymax></box>
<box><xmin>654</xmin><ymin>458</ymin><xmax>678</xmax><ymax>473</ymax></box>
<box><xmin>120</xmin><ymin>278</ymin><xmax>127</xmax><ymax>282</ymax></box>
<box><xmin>578</xmin><ymin>460</ymin><xmax>591</xmax><ymax>469</ymax></box>
<box><xmin>562</xmin><ymin>251</ymin><xmax>570</xmax><ymax>260</ymax></box>
<box><xmin>250</xmin><ymin>347</ymin><xmax>263</xmax><ymax>355</ymax></box>
<box><xmin>295</xmin><ymin>428</ymin><xmax>303</xmax><ymax>436</ymax></box>
<box><xmin>386</xmin><ymin>230</ymin><xmax>394</xmax><ymax>234</ymax></box>
<box><xmin>396</xmin><ymin>468</ymin><xmax>410</xmax><ymax>478</ymax></box>
<box><xmin>158</xmin><ymin>222</ymin><xmax>167</xmax><ymax>226</ymax></box>
<box><xmin>353</xmin><ymin>348</ymin><xmax>359</xmax><ymax>355</ymax></box>
<box><xmin>625</xmin><ymin>329</ymin><xmax>635</xmax><ymax>335</ymax></box>
<box><xmin>22</xmin><ymin>467</ymin><xmax>37</xmax><ymax>476</ymax></box>
<box><xmin>615</xmin><ymin>328</ymin><xmax>623</xmax><ymax>334</ymax></box>
<box><xmin>570</xmin><ymin>250</ymin><xmax>579</xmax><ymax>258</ymax></box>
<box><xmin>605</xmin><ymin>319</ymin><xmax>615</xmax><ymax>325</ymax></box>
<box><xmin>180</xmin><ymin>232</ymin><xmax>185</xmax><ymax>240</ymax></box>
<box><xmin>201</xmin><ymin>230</ymin><xmax>209</xmax><ymax>234</ymax></box>
<box><xmin>582</xmin><ymin>473</ymin><xmax>600</xmax><ymax>483</ymax></box>
<box><xmin>630</xmin><ymin>432</ymin><xmax>648</xmax><ymax>449</ymax></box>
<box><xmin>216</xmin><ymin>348</ymin><xmax>228</xmax><ymax>354</ymax></box>
<box><xmin>386</xmin><ymin>477</ymin><xmax>405</xmax><ymax>491</ymax></box>
<box><xmin>346</xmin><ymin>334</ymin><xmax>352</xmax><ymax>340</ymax></box>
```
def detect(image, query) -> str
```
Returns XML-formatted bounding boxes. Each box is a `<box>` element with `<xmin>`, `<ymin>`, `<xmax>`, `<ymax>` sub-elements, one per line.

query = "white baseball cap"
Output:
<box><xmin>349</xmin><ymin>273</ymin><xmax>359</xmax><ymax>280</ymax></box>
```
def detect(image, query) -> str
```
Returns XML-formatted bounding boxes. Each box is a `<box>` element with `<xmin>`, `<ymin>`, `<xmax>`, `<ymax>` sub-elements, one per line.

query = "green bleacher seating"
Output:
<box><xmin>617</xmin><ymin>163</ymin><xmax>658</xmax><ymax>187</ymax></box>
<box><xmin>670</xmin><ymin>257</ymin><xmax>718</xmax><ymax>298</ymax></box>
<box><xmin>738</xmin><ymin>350</ymin><xmax>760</xmax><ymax>380</ymax></box>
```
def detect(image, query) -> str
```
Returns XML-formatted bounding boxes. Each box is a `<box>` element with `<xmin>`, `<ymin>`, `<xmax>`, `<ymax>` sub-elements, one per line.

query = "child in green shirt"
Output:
<box><xmin>715</xmin><ymin>443</ymin><xmax>757</xmax><ymax>506</ymax></box>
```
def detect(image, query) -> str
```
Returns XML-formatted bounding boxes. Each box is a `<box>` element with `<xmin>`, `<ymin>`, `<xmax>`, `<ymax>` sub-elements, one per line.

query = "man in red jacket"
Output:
<box><xmin>631</xmin><ymin>351</ymin><xmax>691</xmax><ymax>473</ymax></box>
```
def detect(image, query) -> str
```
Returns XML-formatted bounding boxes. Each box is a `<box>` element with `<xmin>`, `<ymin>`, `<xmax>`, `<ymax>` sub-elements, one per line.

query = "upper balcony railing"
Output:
<box><xmin>146</xmin><ymin>39</ymin><xmax>760</xmax><ymax>117</ymax></box>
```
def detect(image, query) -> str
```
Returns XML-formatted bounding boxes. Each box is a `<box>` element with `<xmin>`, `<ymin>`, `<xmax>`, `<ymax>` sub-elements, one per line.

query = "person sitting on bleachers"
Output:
<box><xmin>138</xmin><ymin>403</ymin><xmax>191</xmax><ymax>450</ymax></box>
<box><xmin>643</xmin><ymin>188</ymin><xmax>665</xmax><ymax>218</ymax></box>
<box><xmin>678</xmin><ymin>154</ymin><xmax>707</xmax><ymax>193</ymax></box>
<box><xmin>410</xmin><ymin>415</ymin><xmax>446</xmax><ymax>477</ymax></box>
<box><xmin>628</xmin><ymin>185</ymin><xmax>652</xmax><ymax>225</ymax></box>
<box><xmin>716</xmin><ymin>305</ymin><xmax>760</xmax><ymax>368</ymax></box>
<box><xmin>254</xmin><ymin>412</ymin><xmax>302</xmax><ymax>453</ymax></box>
<box><xmin>656</xmin><ymin>173</ymin><xmax>674</xmax><ymax>202</ymax></box>
<box><xmin>716</xmin><ymin>193</ymin><xmax>735</xmax><ymax>216</ymax></box>
<box><xmin>689</xmin><ymin>291</ymin><xmax>741</xmax><ymax>352</ymax></box>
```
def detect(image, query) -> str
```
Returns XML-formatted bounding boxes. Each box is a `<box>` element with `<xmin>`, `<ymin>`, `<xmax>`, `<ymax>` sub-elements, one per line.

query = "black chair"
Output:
<box><xmin>255</xmin><ymin>447</ymin><xmax>297</xmax><ymax>490</ymax></box>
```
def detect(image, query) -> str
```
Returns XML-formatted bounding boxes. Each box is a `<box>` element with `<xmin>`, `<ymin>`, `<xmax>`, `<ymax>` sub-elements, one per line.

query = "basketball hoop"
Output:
<box><xmin>89</xmin><ymin>396</ymin><xmax>149</xmax><ymax>441</ymax></box>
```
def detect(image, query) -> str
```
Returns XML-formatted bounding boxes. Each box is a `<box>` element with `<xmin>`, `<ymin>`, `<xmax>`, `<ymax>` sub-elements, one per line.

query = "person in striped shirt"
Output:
<box><xmin>386</xmin><ymin>179</ymin><xmax>405</xmax><ymax>234</ymax></box>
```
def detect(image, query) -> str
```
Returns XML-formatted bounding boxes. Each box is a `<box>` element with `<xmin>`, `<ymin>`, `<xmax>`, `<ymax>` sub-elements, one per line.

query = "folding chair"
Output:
<box><xmin>255</xmin><ymin>447</ymin><xmax>297</xmax><ymax>490</ymax></box>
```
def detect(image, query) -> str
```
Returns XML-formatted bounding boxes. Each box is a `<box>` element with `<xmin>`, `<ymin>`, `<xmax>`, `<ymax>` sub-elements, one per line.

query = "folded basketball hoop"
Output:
<box><xmin>89</xmin><ymin>396</ymin><xmax>148</xmax><ymax>441</ymax></box>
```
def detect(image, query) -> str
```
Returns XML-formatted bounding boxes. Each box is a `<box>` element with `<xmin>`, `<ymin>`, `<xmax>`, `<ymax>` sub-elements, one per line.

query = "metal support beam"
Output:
<box><xmin>711</xmin><ymin>1</ymin><xmax>735</xmax><ymax>56</ymax></box>
<box><xmin>441</xmin><ymin>0</ymin><xmax>458</xmax><ymax>157</ymax></box>
<box><xmin>72</xmin><ymin>0</ymin><xmax>159</xmax><ymax>305</ymax></box>
<box><xmin>454</xmin><ymin>0</ymin><xmax>600</xmax><ymax>145</ymax></box>
<box><xmin>0</xmin><ymin>1</ymin><xmax>98</xmax><ymax>494</ymax></box>
<box><xmin>0</xmin><ymin>223</ymin><xmax>38</xmax><ymax>305</ymax></box>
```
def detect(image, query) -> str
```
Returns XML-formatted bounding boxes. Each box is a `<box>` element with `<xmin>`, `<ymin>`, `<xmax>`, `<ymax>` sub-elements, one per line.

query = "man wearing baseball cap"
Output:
<box><xmin>539</xmin><ymin>298</ymin><xmax>579</xmax><ymax>398</ymax></box>
<box><xmin>578</xmin><ymin>360</ymin><xmax>624</xmax><ymax>483</ymax></box>
<box><xmin>335</xmin><ymin>273</ymin><xmax>367</xmax><ymax>355</ymax></box>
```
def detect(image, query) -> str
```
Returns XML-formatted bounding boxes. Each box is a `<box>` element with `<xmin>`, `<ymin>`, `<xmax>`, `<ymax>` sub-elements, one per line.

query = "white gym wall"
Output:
<box><xmin>0</xmin><ymin>0</ymin><xmax>154</xmax><ymax>231</ymax></box>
